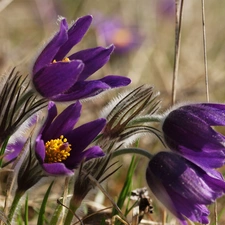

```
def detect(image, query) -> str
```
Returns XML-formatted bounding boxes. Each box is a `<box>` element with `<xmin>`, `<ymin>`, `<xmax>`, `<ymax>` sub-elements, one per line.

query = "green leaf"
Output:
<box><xmin>37</xmin><ymin>181</ymin><xmax>54</xmax><ymax>225</ymax></box>
<box><xmin>49</xmin><ymin>201</ymin><xmax>63</xmax><ymax>225</ymax></box>
<box><xmin>24</xmin><ymin>194</ymin><xmax>29</xmax><ymax>225</ymax></box>
<box><xmin>112</xmin><ymin>155</ymin><xmax>138</xmax><ymax>216</ymax></box>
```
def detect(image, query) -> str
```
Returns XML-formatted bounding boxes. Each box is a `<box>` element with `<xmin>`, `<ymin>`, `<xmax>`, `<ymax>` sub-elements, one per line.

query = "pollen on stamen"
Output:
<box><xmin>52</xmin><ymin>57</ymin><xmax>70</xmax><ymax>64</ymax></box>
<box><xmin>44</xmin><ymin>135</ymin><xmax>72</xmax><ymax>163</ymax></box>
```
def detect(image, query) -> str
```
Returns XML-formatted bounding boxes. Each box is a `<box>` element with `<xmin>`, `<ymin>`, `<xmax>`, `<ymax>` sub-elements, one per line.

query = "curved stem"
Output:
<box><xmin>112</xmin><ymin>148</ymin><xmax>153</xmax><ymax>160</ymax></box>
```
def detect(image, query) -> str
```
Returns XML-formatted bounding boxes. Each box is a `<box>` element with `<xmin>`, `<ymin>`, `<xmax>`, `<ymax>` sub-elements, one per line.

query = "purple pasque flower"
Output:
<box><xmin>35</xmin><ymin>101</ymin><xmax>106</xmax><ymax>176</ymax></box>
<box><xmin>162</xmin><ymin>103</ymin><xmax>225</xmax><ymax>170</ymax></box>
<box><xmin>146</xmin><ymin>151</ymin><xmax>225</xmax><ymax>225</ymax></box>
<box><xmin>94</xmin><ymin>15</ymin><xmax>142</xmax><ymax>54</ymax></box>
<box><xmin>32</xmin><ymin>15</ymin><xmax>131</xmax><ymax>102</ymax></box>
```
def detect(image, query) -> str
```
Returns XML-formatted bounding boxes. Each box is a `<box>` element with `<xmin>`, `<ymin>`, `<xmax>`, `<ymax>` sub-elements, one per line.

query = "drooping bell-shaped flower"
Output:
<box><xmin>35</xmin><ymin>101</ymin><xmax>106</xmax><ymax>175</ymax></box>
<box><xmin>32</xmin><ymin>15</ymin><xmax>131</xmax><ymax>102</ymax></box>
<box><xmin>146</xmin><ymin>151</ymin><xmax>225</xmax><ymax>225</ymax></box>
<box><xmin>161</xmin><ymin>103</ymin><xmax>225</xmax><ymax>169</ymax></box>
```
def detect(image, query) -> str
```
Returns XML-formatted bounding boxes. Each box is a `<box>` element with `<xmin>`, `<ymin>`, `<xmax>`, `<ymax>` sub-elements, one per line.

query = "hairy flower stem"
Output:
<box><xmin>8</xmin><ymin>190</ymin><xmax>24</xmax><ymax>223</ymax></box>
<box><xmin>64</xmin><ymin>200</ymin><xmax>81</xmax><ymax>225</ymax></box>
<box><xmin>50</xmin><ymin>177</ymin><xmax>70</xmax><ymax>225</ymax></box>
<box><xmin>112</xmin><ymin>148</ymin><xmax>153</xmax><ymax>160</ymax></box>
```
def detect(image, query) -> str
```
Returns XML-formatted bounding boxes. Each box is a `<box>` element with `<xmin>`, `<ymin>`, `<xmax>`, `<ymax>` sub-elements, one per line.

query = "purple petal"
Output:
<box><xmin>43</xmin><ymin>101</ymin><xmax>82</xmax><ymax>141</ymax></box>
<box><xmin>99</xmin><ymin>75</ymin><xmax>131</xmax><ymax>87</ymax></box>
<box><xmin>41</xmin><ymin>102</ymin><xmax>58</xmax><ymax>135</ymax></box>
<box><xmin>202</xmin><ymin>172</ymin><xmax>225</xmax><ymax>195</ymax></box>
<box><xmin>146</xmin><ymin>152</ymin><xmax>225</xmax><ymax>224</ymax></box>
<box><xmin>80</xmin><ymin>146</ymin><xmax>105</xmax><ymax>161</ymax></box>
<box><xmin>163</xmin><ymin>108</ymin><xmax>225</xmax><ymax>169</ymax></box>
<box><xmin>54</xmin><ymin>15</ymin><xmax>93</xmax><ymax>60</ymax></box>
<box><xmin>182</xmin><ymin>103</ymin><xmax>225</xmax><ymax>126</ymax></box>
<box><xmin>5</xmin><ymin>114</ymin><xmax>38</xmax><ymax>161</ymax></box>
<box><xmin>51</xmin><ymin>76</ymin><xmax>131</xmax><ymax>101</ymax></box>
<box><xmin>69</xmin><ymin>45</ymin><xmax>114</xmax><ymax>81</ymax></box>
<box><xmin>149</xmin><ymin>152</ymin><xmax>225</xmax><ymax>204</ymax></box>
<box><xmin>67</xmin><ymin>118</ymin><xmax>106</xmax><ymax>149</ymax></box>
<box><xmin>42</xmin><ymin>162</ymin><xmax>74</xmax><ymax>176</ymax></box>
<box><xmin>33</xmin><ymin>60</ymin><xmax>84</xmax><ymax>98</ymax></box>
<box><xmin>33</xmin><ymin>19</ymin><xmax>68</xmax><ymax>74</ymax></box>
<box><xmin>64</xmin><ymin>118</ymin><xmax>106</xmax><ymax>168</ymax></box>
<box><xmin>5</xmin><ymin>139</ymin><xmax>26</xmax><ymax>161</ymax></box>
<box><xmin>168</xmin><ymin>166</ymin><xmax>220</xmax><ymax>204</ymax></box>
<box><xmin>52</xmin><ymin>80</ymin><xmax>110</xmax><ymax>101</ymax></box>
<box><xmin>146</xmin><ymin>165</ymin><xmax>182</xmax><ymax>221</ymax></box>
<box><xmin>177</xmin><ymin>146</ymin><xmax>225</xmax><ymax>169</ymax></box>
<box><xmin>35</xmin><ymin>139</ymin><xmax>46</xmax><ymax>163</ymax></box>
<box><xmin>167</xmin><ymin>187</ymin><xmax>210</xmax><ymax>224</ymax></box>
<box><xmin>65</xmin><ymin>146</ymin><xmax>104</xmax><ymax>169</ymax></box>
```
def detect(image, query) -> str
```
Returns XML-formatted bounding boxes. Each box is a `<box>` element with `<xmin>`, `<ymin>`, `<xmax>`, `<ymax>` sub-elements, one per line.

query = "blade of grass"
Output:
<box><xmin>171</xmin><ymin>0</ymin><xmax>184</xmax><ymax>105</ymax></box>
<box><xmin>201</xmin><ymin>0</ymin><xmax>209</xmax><ymax>102</ymax></box>
<box><xmin>24</xmin><ymin>194</ymin><xmax>29</xmax><ymax>225</ymax></box>
<box><xmin>50</xmin><ymin>177</ymin><xmax>70</xmax><ymax>225</ymax></box>
<box><xmin>37</xmin><ymin>181</ymin><xmax>54</xmax><ymax>225</ymax></box>
<box><xmin>112</xmin><ymin>155</ymin><xmax>139</xmax><ymax>216</ymax></box>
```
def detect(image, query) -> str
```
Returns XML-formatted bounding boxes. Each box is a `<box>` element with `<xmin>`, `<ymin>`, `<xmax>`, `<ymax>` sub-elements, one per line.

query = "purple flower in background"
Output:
<box><xmin>162</xmin><ymin>103</ymin><xmax>225</xmax><ymax>170</ymax></box>
<box><xmin>5</xmin><ymin>139</ymin><xmax>26</xmax><ymax>162</ymax></box>
<box><xmin>146</xmin><ymin>151</ymin><xmax>225</xmax><ymax>225</ymax></box>
<box><xmin>157</xmin><ymin>0</ymin><xmax>175</xmax><ymax>18</ymax></box>
<box><xmin>32</xmin><ymin>15</ymin><xmax>131</xmax><ymax>102</ymax></box>
<box><xmin>94</xmin><ymin>15</ymin><xmax>142</xmax><ymax>54</ymax></box>
<box><xmin>5</xmin><ymin>115</ymin><xmax>37</xmax><ymax>162</ymax></box>
<box><xmin>35</xmin><ymin>101</ymin><xmax>106</xmax><ymax>175</ymax></box>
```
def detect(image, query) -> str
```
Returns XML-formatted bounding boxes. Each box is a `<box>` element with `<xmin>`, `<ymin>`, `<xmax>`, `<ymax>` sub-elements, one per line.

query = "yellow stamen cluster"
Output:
<box><xmin>45</xmin><ymin>135</ymin><xmax>72</xmax><ymax>163</ymax></box>
<box><xmin>52</xmin><ymin>57</ymin><xmax>70</xmax><ymax>63</ymax></box>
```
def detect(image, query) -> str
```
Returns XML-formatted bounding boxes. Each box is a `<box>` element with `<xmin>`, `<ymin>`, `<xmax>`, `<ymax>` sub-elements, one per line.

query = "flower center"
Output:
<box><xmin>44</xmin><ymin>135</ymin><xmax>72</xmax><ymax>163</ymax></box>
<box><xmin>52</xmin><ymin>57</ymin><xmax>70</xmax><ymax>63</ymax></box>
<box><xmin>112</xmin><ymin>29</ymin><xmax>133</xmax><ymax>47</ymax></box>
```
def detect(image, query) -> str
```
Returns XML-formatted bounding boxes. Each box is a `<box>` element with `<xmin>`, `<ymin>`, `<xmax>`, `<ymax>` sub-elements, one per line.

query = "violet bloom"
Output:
<box><xmin>94</xmin><ymin>16</ymin><xmax>142</xmax><ymax>54</ymax></box>
<box><xmin>146</xmin><ymin>151</ymin><xmax>225</xmax><ymax>225</ymax></box>
<box><xmin>32</xmin><ymin>15</ymin><xmax>131</xmax><ymax>101</ymax></box>
<box><xmin>35</xmin><ymin>101</ymin><xmax>106</xmax><ymax>176</ymax></box>
<box><xmin>162</xmin><ymin>103</ymin><xmax>225</xmax><ymax>170</ymax></box>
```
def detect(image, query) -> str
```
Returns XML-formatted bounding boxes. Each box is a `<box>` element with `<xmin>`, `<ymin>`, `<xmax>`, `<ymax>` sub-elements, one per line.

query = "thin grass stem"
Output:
<box><xmin>201</xmin><ymin>0</ymin><xmax>209</xmax><ymax>102</ymax></box>
<box><xmin>172</xmin><ymin>0</ymin><xmax>184</xmax><ymax>105</ymax></box>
